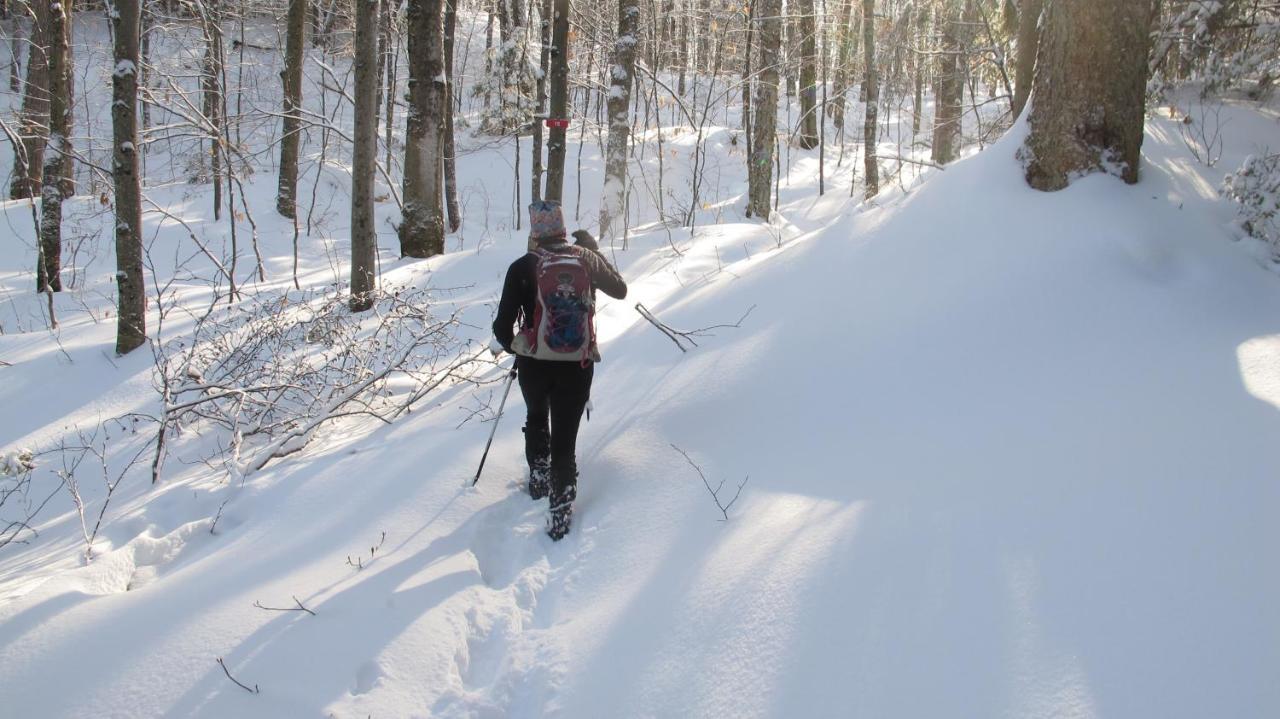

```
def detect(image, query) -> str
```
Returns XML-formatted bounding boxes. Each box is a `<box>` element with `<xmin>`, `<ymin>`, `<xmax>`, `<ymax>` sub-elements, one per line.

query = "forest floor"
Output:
<box><xmin>2</xmin><ymin>16</ymin><xmax>1280</xmax><ymax>718</ymax></box>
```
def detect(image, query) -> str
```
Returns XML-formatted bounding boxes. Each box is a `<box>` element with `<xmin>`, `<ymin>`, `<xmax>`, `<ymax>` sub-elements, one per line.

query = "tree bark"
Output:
<box><xmin>1021</xmin><ymin>0</ymin><xmax>1155</xmax><ymax>191</ymax></box>
<box><xmin>797</xmin><ymin>0</ymin><xmax>818</xmax><ymax>149</ymax></box>
<box><xmin>747</xmin><ymin>0</ymin><xmax>781</xmax><ymax>218</ymax></box>
<box><xmin>276</xmin><ymin>0</ymin><xmax>306</xmax><ymax>218</ymax></box>
<box><xmin>543</xmin><ymin>0</ymin><xmax>569</xmax><ymax>202</ymax></box>
<box><xmin>531</xmin><ymin>0</ymin><xmax>549</xmax><ymax>201</ymax></box>
<box><xmin>861</xmin><ymin>0</ymin><xmax>878</xmax><ymax>198</ymax></box>
<box><xmin>351</xmin><ymin>0</ymin><xmax>380</xmax><ymax>309</ymax></box>
<box><xmin>37</xmin><ymin>0</ymin><xmax>70</xmax><ymax>293</ymax></box>
<box><xmin>111</xmin><ymin>0</ymin><xmax>145</xmax><ymax>353</ymax></box>
<box><xmin>1009</xmin><ymin>0</ymin><xmax>1042</xmax><ymax>121</ymax></box>
<box><xmin>599</xmin><ymin>0</ymin><xmax>639</xmax><ymax>242</ymax></box>
<box><xmin>930</xmin><ymin>0</ymin><xmax>965</xmax><ymax>165</ymax></box>
<box><xmin>443</xmin><ymin>0</ymin><xmax>461</xmax><ymax>231</ymax></box>
<box><xmin>828</xmin><ymin>0</ymin><xmax>852</xmax><ymax>132</ymax></box>
<box><xmin>11</xmin><ymin>0</ymin><xmax>48</xmax><ymax>200</ymax></box>
<box><xmin>399</xmin><ymin>0</ymin><xmax>445</xmax><ymax>257</ymax></box>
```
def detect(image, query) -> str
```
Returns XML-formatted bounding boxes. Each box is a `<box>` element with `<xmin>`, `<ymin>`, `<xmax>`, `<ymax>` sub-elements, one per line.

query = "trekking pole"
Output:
<box><xmin>473</xmin><ymin>365</ymin><xmax>519</xmax><ymax>486</ymax></box>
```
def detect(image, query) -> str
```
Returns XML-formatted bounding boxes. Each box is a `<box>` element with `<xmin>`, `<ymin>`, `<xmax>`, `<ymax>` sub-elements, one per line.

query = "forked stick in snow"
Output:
<box><xmin>253</xmin><ymin>596</ymin><xmax>316</xmax><ymax>616</ymax></box>
<box><xmin>635</xmin><ymin>303</ymin><xmax>756</xmax><ymax>353</ymax></box>
<box><xmin>216</xmin><ymin>657</ymin><xmax>259</xmax><ymax>694</ymax></box>
<box><xmin>671</xmin><ymin>444</ymin><xmax>749</xmax><ymax>522</ymax></box>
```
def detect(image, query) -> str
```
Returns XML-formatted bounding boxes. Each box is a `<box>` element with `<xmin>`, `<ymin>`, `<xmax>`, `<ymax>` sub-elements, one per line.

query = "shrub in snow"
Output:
<box><xmin>1223</xmin><ymin>151</ymin><xmax>1280</xmax><ymax>256</ymax></box>
<box><xmin>1</xmin><ymin>448</ymin><xmax>35</xmax><ymax>477</ymax></box>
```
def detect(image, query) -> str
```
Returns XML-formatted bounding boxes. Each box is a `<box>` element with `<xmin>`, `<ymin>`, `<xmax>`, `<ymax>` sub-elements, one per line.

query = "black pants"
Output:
<box><xmin>517</xmin><ymin>357</ymin><xmax>593</xmax><ymax>497</ymax></box>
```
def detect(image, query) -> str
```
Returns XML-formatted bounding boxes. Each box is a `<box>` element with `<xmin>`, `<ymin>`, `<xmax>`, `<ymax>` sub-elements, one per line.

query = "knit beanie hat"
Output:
<box><xmin>529</xmin><ymin>200</ymin><xmax>567</xmax><ymax>242</ymax></box>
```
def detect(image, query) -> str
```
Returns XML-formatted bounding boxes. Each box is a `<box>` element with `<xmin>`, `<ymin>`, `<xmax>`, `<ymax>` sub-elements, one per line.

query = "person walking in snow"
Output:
<box><xmin>493</xmin><ymin>201</ymin><xmax>627</xmax><ymax>540</ymax></box>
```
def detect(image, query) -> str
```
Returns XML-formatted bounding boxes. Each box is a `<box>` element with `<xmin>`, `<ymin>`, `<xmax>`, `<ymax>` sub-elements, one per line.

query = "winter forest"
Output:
<box><xmin>2</xmin><ymin>0</ymin><xmax>1279</xmax><ymax>715</ymax></box>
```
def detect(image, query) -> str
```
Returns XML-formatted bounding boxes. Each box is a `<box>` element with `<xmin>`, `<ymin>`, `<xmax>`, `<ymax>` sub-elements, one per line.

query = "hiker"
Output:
<box><xmin>493</xmin><ymin>201</ymin><xmax>627</xmax><ymax>540</ymax></box>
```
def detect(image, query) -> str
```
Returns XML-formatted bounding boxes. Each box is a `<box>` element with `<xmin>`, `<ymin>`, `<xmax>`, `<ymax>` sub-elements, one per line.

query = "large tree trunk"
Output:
<box><xmin>443</xmin><ymin>0</ymin><xmax>460</xmax><ymax>231</ymax></box>
<box><xmin>797</xmin><ymin>0</ymin><xmax>818</xmax><ymax>149</ymax></box>
<box><xmin>930</xmin><ymin>0</ymin><xmax>966</xmax><ymax>165</ymax></box>
<box><xmin>37</xmin><ymin>0</ymin><xmax>69</xmax><ymax>293</ymax></box>
<box><xmin>827</xmin><ymin>0</ymin><xmax>852</xmax><ymax>132</ymax></box>
<box><xmin>911</xmin><ymin>0</ymin><xmax>926</xmax><ymax>137</ymax></box>
<box><xmin>399</xmin><ymin>0</ymin><xmax>446</xmax><ymax>257</ymax></box>
<box><xmin>747</xmin><ymin>0</ymin><xmax>781</xmax><ymax>218</ymax></box>
<box><xmin>1021</xmin><ymin>0</ymin><xmax>1155</xmax><ymax>191</ymax></box>
<box><xmin>11</xmin><ymin>0</ymin><xmax>48</xmax><ymax>200</ymax></box>
<box><xmin>276</xmin><ymin>0</ymin><xmax>306</xmax><ymax>218</ymax></box>
<box><xmin>861</xmin><ymin>0</ymin><xmax>878</xmax><ymax>198</ymax></box>
<box><xmin>741</xmin><ymin>2</ymin><xmax>753</xmax><ymax>158</ymax></box>
<box><xmin>1009</xmin><ymin>0</ymin><xmax>1042</xmax><ymax>121</ymax></box>
<box><xmin>599</xmin><ymin>0</ymin><xmax>639</xmax><ymax>242</ymax></box>
<box><xmin>543</xmin><ymin>0</ymin><xmax>568</xmax><ymax>202</ymax></box>
<box><xmin>112</xmin><ymin>0</ymin><xmax>145</xmax><ymax>353</ymax></box>
<box><xmin>351</xmin><ymin>0</ymin><xmax>380</xmax><ymax>310</ymax></box>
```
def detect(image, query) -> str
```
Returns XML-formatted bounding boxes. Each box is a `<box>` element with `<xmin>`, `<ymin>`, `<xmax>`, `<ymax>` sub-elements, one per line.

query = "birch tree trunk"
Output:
<box><xmin>747</xmin><ymin>0</ymin><xmax>781</xmax><ymax>218</ymax></box>
<box><xmin>399</xmin><ymin>0</ymin><xmax>445</xmax><ymax>257</ymax></box>
<box><xmin>111</xmin><ymin>0</ymin><xmax>145</xmax><ymax>353</ymax></box>
<box><xmin>351</xmin><ymin>0</ymin><xmax>380</xmax><ymax>309</ymax></box>
<box><xmin>443</xmin><ymin>0</ymin><xmax>461</xmax><ymax>231</ymax></box>
<box><xmin>599</xmin><ymin>0</ymin><xmax>639</xmax><ymax>242</ymax></box>
<box><xmin>276</xmin><ymin>0</ymin><xmax>306</xmax><ymax>218</ymax></box>
<box><xmin>1021</xmin><ymin>0</ymin><xmax>1155</xmax><ymax>191</ymax></box>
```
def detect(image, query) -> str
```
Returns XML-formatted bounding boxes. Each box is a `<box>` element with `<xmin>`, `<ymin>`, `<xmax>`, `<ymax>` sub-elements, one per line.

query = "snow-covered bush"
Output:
<box><xmin>1</xmin><ymin>448</ymin><xmax>36</xmax><ymax>477</ymax></box>
<box><xmin>1223</xmin><ymin>151</ymin><xmax>1280</xmax><ymax>256</ymax></box>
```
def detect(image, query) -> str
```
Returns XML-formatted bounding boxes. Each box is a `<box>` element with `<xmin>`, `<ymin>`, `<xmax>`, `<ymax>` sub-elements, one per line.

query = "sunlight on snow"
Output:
<box><xmin>1236</xmin><ymin>335</ymin><xmax>1280</xmax><ymax>410</ymax></box>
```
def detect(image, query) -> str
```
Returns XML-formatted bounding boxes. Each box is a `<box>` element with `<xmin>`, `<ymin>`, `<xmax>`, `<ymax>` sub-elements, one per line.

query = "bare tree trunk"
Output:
<box><xmin>747</xmin><ymin>0</ymin><xmax>781</xmax><ymax>218</ymax></box>
<box><xmin>599</xmin><ymin>0</ymin><xmax>639</xmax><ymax>242</ymax></box>
<box><xmin>828</xmin><ymin>0</ymin><xmax>852</xmax><ymax>132</ymax></box>
<box><xmin>11</xmin><ymin>0</ymin><xmax>48</xmax><ymax>200</ymax></box>
<box><xmin>276</xmin><ymin>0</ymin><xmax>306</xmax><ymax>218</ymax></box>
<box><xmin>202</xmin><ymin>0</ymin><xmax>224</xmax><ymax>221</ymax></box>
<box><xmin>930</xmin><ymin>0</ymin><xmax>965</xmax><ymax>165</ymax></box>
<box><xmin>37</xmin><ymin>0</ymin><xmax>69</xmax><ymax>293</ymax></box>
<box><xmin>911</xmin><ymin>0</ymin><xmax>926</xmax><ymax>137</ymax></box>
<box><xmin>531</xmin><ymin>0</ymin><xmax>549</xmax><ymax>201</ymax></box>
<box><xmin>1022</xmin><ymin>0</ymin><xmax>1155</xmax><ymax>191</ymax></box>
<box><xmin>399</xmin><ymin>0</ymin><xmax>445</xmax><ymax>257</ymax></box>
<box><xmin>1009</xmin><ymin>0</ymin><xmax>1041</xmax><ymax>121</ymax></box>
<box><xmin>543</xmin><ymin>0</ymin><xmax>568</xmax><ymax>201</ymax></box>
<box><xmin>797</xmin><ymin>0</ymin><xmax>818</xmax><ymax>148</ymax></box>
<box><xmin>112</xmin><ymin>0</ymin><xmax>145</xmax><ymax>353</ymax></box>
<box><xmin>5</xmin><ymin>2</ymin><xmax>20</xmax><ymax>93</ymax></box>
<box><xmin>351</xmin><ymin>0</ymin><xmax>381</xmax><ymax>309</ymax></box>
<box><xmin>741</xmin><ymin>2</ymin><xmax>753</xmax><ymax>158</ymax></box>
<box><xmin>443</xmin><ymin>0</ymin><xmax>461</xmax><ymax>231</ymax></box>
<box><xmin>861</xmin><ymin>0</ymin><xmax>878</xmax><ymax>197</ymax></box>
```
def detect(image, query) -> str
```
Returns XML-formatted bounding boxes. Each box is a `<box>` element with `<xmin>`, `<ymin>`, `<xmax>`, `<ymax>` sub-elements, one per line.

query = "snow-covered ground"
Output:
<box><xmin>2</xmin><ymin>15</ymin><xmax>1280</xmax><ymax>719</ymax></box>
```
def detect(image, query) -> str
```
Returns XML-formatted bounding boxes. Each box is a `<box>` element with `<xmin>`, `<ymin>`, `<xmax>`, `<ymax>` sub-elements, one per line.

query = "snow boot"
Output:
<box><xmin>546</xmin><ymin>484</ymin><xmax>576</xmax><ymax>541</ymax></box>
<box><xmin>528</xmin><ymin>457</ymin><xmax>551</xmax><ymax>500</ymax></box>
<box><xmin>524</xmin><ymin>426</ymin><xmax>551</xmax><ymax>500</ymax></box>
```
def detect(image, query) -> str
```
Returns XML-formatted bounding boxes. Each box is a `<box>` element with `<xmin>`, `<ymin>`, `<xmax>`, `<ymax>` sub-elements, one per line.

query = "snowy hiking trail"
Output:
<box><xmin>3</xmin><ymin>96</ymin><xmax>1280</xmax><ymax>717</ymax></box>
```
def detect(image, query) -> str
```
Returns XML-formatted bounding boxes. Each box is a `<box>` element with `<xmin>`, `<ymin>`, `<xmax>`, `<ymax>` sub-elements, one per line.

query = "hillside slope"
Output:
<box><xmin>2</xmin><ymin>105</ymin><xmax>1279</xmax><ymax>718</ymax></box>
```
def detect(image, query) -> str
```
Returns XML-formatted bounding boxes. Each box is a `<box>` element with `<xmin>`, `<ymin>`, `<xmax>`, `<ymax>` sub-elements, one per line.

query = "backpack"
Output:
<box><xmin>513</xmin><ymin>246</ymin><xmax>597</xmax><ymax>362</ymax></box>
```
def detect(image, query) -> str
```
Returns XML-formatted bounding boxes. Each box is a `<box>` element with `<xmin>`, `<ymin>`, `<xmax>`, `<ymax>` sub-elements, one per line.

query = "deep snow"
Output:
<box><xmin>2</xmin><ymin>17</ymin><xmax>1280</xmax><ymax>718</ymax></box>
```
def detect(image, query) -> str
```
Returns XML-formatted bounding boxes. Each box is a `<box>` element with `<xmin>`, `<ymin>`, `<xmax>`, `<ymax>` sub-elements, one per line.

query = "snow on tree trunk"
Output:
<box><xmin>399</xmin><ymin>0</ymin><xmax>446</xmax><ymax>258</ymax></box>
<box><xmin>276</xmin><ymin>0</ymin><xmax>306</xmax><ymax>219</ymax></box>
<box><xmin>1021</xmin><ymin>0</ymin><xmax>1155</xmax><ymax>192</ymax></box>
<box><xmin>599</xmin><ymin>0</ymin><xmax>639</xmax><ymax>243</ymax></box>
<box><xmin>112</xmin><ymin>0</ymin><xmax>145</xmax><ymax>353</ymax></box>
<box><xmin>1009</xmin><ymin>0</ymin><xmax>1042</xmax><ymax>121</ymax></box>
<box><xmin>861</xmin><ymin>0</ymin><xmax>878</xmax><ymax>198</ymax></box>
<box><xmin>443</xmin><ymin>0</ymin><xmax>461</xmax><ymax>232</ymax></box>
<box><xmin>543</xmin><ymin>0</ymin><xmax>569</xmax><ymax>202</ymax></box>
<box><xmin>797</xmin><ymin>0</ymin><xmax>818</xmax><ymax>149</ymax></box>
<box><xmin>351</xmin><ymin>0</ymin><xmax>381</xmax><ymax>309</ymax></box>
<box><xmin>36</xmin><ymin>0</ymin><xmax>70</xmax><ymax>293</ymax></box>
<box><xmin>747</xmin><ymin>0</ymin><xmax>781</xmax><ymax>219</ymax></box>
